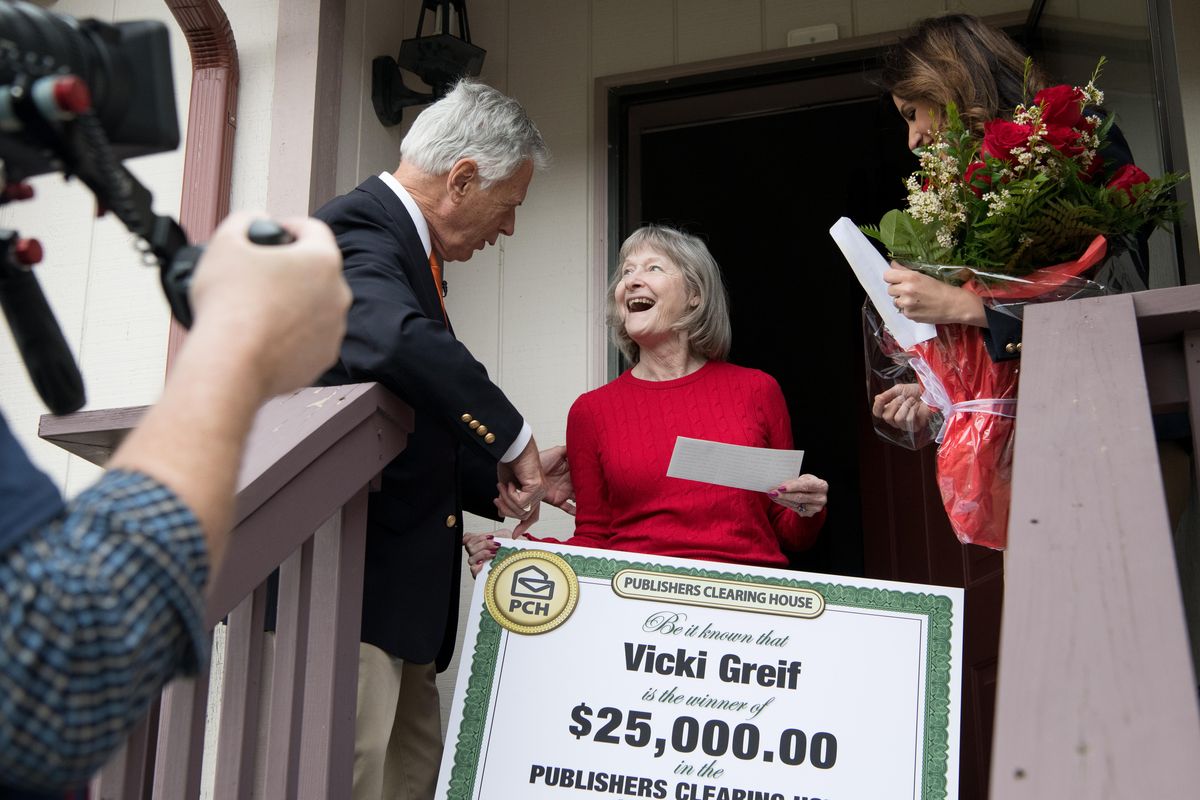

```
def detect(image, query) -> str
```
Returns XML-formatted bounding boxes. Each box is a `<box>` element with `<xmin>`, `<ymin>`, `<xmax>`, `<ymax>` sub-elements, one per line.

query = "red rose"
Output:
<box><xmin>963</xmin><ymin>161</ymin><xmax>991</xmax><ymax>197</ymax></box>
<box><xmin>1042</xmin><ymin>124</ymin><xmax>1086</xmax><ymax>158</ymax></box>
<box><xmin>1107</xmin><ymin>163</ymin><xmax>1151</xmax><ymax>201</ymax></box>
<box><xmin>982</xmin><ymin>119</ymin><xmax>1032</xmax><ymax>162</ymax></box>
<box><xmin>1034</xmin><ymin>84</ymin><xmax>1086</xmax><ymax>128</ymax></box>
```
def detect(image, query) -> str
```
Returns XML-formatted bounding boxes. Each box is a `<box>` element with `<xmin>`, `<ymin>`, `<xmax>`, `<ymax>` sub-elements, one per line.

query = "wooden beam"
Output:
<box><xmin>993</xmin><ymin>293</ymin><xmax>1200</xmax><ymax>797</ymax></box>
<box><xmin>266</xmin><ymin>0</ymin><xmax>346</xmax><ymax>216</ymax></box>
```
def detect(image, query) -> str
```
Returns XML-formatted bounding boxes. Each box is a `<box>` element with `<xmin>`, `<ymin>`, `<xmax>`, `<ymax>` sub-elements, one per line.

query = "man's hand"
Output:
<box><xmin>884</xmin><ymin>262</ymin><xmax>985</xmax><ymax>327</ymax></box>
<box><xmin>872</xmin><ymin>382</ymin><xmax>933</xmax><ymax>432</ymax></box>
<box><xmin>539</xmin><ymin>445</ymin><xmax>575</xmax><ymax>515</ymax></box>
<box><xmin>495</xmin><ymin>437</ymin><xmax>547</xmax><ymax>536</ymax></box>
<box><xmin>188</xmin><ymin>211</ymin><xmax>351</xmax><ymax>401</ymax></box>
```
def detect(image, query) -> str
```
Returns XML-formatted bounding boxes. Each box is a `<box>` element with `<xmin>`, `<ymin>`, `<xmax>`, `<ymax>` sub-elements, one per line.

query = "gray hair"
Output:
<box><xmin>607</xmin><ymin>225</ymin><xmax>732</xmax><ymax>364</ymax></box>
<box><xmin>400</xmin><ymin>79</ymin><xmax>550</xmax><ymax>186</ymax></box>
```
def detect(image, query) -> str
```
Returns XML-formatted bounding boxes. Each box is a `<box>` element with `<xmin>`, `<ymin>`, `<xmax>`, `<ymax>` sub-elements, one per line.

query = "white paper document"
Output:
<box><xmin>829</xmin><ymin>216</ymin><xmax>936</xmax><ymax>350</ymax></box>
<box><xmin>666</xmin><ymin>436</ymin><xmax>804</xmax><ymax>492</ymax></box>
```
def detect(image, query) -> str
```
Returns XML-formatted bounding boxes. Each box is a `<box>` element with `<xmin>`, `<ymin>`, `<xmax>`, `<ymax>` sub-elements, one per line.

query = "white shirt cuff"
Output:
<box><xmin>500</xmin><ymin>422</ymin><xmax>533</xmax><ymax>463</ymax></box>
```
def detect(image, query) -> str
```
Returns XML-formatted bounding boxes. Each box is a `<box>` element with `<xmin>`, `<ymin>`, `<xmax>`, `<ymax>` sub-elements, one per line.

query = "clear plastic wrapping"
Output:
<box><xmin>865</xmin><ymin>236</ymin><xmax>1111</xmax><ymax>549</ymax></box>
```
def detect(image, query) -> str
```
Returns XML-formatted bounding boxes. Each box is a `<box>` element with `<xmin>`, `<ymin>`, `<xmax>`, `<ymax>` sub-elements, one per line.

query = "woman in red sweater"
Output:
<box><xmin>466</xmin><ymin>225</ymin><xmax>827</xmax><ymax>573</ymax></box>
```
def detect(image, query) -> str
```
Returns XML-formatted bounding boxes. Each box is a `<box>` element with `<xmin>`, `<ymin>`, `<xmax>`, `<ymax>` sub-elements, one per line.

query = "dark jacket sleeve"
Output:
<box><xmin>459</xmin><ymin>444</ymin><xmax>505</xmax><ymax>521</ymax></box>
<box><xmin>317</xmin><ymin>188</ymin><xmax>524</xmax><ymax>464</ymax></box>
<box><xmin>981</xmin><ymin>308</ymin><xmax>1024</xmax><ymax>361</ymax></box>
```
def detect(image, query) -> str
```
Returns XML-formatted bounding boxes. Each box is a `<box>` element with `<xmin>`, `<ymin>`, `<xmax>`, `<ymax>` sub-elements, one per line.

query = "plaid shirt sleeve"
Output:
<box><xmin>0</xmin><ymin>470</ymin><xmax>210</xmax><ymax>792</ymax></box>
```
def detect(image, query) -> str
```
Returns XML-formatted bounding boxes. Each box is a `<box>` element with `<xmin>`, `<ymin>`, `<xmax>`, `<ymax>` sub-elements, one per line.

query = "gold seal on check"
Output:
<box><xmin>485</xmin><ymin>550</ymin><xmax>579</xmax><ymax>635</ymax></box>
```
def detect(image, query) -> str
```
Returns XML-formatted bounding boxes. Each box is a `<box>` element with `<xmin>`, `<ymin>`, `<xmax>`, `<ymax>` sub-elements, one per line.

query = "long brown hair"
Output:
<box><xmin>880</xmin><ymin>13</ymin><xmax>1048</xmax><ymax>134</ymax></box>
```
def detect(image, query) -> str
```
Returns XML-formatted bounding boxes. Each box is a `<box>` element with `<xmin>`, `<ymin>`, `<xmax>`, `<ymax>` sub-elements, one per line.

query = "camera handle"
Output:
<box><xmin>0</xmin><ymin>230</ymin><xmax>86</xmax><ymax>415</ymax></box>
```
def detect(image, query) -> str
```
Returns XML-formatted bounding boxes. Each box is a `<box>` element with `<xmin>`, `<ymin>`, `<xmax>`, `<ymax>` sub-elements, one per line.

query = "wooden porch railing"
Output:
<box><xmin>993</xmin><ymin>284</ymin><xmax>1200</xmax><ymax>797</ymax></box>
<box><xmin>38</xmin><ymin>382</ymin><xmax>412</xmax><ymax>800</ymax></box>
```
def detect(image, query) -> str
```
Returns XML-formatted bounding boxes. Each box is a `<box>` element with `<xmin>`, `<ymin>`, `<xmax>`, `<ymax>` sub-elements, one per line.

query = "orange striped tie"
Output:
<box><xmin>429</xmin><ymin>249</ymin><xmax>447</xmax><ymax>323</ymax></box>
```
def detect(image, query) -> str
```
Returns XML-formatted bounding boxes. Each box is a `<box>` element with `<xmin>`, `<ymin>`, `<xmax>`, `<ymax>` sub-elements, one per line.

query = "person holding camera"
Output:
<box><xmin>0</xmin><ymin>211</ymin><xmax>351</xmax><ymax>795</ymax></box>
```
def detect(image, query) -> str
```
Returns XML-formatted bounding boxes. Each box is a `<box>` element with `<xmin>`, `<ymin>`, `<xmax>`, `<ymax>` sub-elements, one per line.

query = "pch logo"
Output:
<box><xmin>485</xmin><ymin>550</ymin><xmax>579</xmax><ymax>635</ymax></box>
<box><xmin>509</xmin><ymin>564</ymin><xmax>555</xmax><ymax>616</ymax></box>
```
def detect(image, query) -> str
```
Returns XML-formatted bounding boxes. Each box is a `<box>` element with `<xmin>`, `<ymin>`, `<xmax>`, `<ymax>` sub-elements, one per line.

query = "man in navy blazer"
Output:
<box><xmin>314</xmin><ymin>80</ymin><xmax>552</xmax><ymax>799</ymax></box>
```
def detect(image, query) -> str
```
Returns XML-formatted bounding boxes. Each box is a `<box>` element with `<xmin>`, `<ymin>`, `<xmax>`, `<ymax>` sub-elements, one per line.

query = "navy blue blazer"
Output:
<box><xmin>315</xmin><ymin>176</ymin><xmax>515</xmax><ymax>669</ymax></box>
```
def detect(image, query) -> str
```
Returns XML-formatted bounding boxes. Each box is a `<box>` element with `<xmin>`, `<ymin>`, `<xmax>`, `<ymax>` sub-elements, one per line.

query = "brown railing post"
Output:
<box><xmin>993</xmin><ymin>288</ymin><xmax>1200</xmax><ymax>798</ymax></box>
<box><xmin>90</xmin><ymin>703</ymin><xmax>159</xmax><ymax>800</ymax></box>
<box><xmin>263</xmin><ymin>540</ymin><xmax>313</xmax><ymax>798</ymax></box>
<box><xmin>152</xmin><ymin>673</ymin><xmax>210</xmax><ymax>798</ymax></box>
<box><xmin>212</xmin><ymin>586</ymin><xmax>269</xmax><ymax>799</ymax></box>
<box><xmin>297</xmin><ymin>488</ymin><xmax>369</xmax><ymax>797</ymax></box>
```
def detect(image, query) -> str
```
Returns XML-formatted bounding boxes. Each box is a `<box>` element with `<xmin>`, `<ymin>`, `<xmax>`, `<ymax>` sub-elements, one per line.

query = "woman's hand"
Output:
<box><xmin>872</xmin><ymin>383</ymin><xmax>933</xmax><ymax>432</ymax></box>
<box><xmin>768</xmin><ymin>474</ymin><xmax>828</xmax><ymax>517</ymax></box>
<box><xmin>884</xmin><ymin>262</ymin><xmax>986</xmax><ymax>326</ymax></box>
<box><xmin>464</xmin><ymin>531</ymin><xmax>504</xmax><ymax>579</ymax></box>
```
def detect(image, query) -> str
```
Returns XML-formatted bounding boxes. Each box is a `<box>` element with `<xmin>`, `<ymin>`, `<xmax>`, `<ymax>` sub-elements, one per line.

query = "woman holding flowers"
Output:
<box><xmin>860</xmin><ymin>13</ymin><xmax>1182</xmax><ymax>547</ymax></box>
<box><xmin>872</xmin><ymin>12</ymin><xmax>1153</xmax><ymax>432</ymax></box>
<box><xmin>464</xmin><ymin>225</ymin><xmax>828</xmax><ymax>574</ymax></box>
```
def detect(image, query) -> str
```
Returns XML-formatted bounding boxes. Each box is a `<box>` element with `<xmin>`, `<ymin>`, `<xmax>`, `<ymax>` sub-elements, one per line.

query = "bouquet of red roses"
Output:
<box><xmin>864</xmin><ymin>59</ymin><xmax>1183</xmax><ymax>277</ymax></box>
<box><xmin>861</xmin><ymin>59</ymin><xmax>1186</xmax><ymax>549</ymax></box>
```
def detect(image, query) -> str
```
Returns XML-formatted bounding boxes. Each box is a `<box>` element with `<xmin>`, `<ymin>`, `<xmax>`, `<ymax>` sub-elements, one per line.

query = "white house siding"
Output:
<box><xmin>3</xmin><ymin>0</ymin><xmax>1197</xmax><ymax>763</ymax></box>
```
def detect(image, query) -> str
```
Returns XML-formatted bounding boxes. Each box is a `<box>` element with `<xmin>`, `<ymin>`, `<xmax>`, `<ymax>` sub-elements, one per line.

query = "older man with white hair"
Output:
<box><xmin>314</xmin><ymin>79</ymin><xmax>561</xmax><ymax>800</ymax></box>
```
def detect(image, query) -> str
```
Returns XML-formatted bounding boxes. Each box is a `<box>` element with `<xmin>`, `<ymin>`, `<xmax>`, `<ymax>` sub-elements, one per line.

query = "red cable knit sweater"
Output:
<box><xmin>547</xmin><ymin>360</ymin><xmax>824</xmax><ymax>567</ymax></box>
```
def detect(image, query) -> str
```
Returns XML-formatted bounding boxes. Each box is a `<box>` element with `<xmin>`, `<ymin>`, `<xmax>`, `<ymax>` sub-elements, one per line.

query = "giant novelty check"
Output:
<box><xmin>435</xmin><ymin>540</ymin><xmax>963</xmax><ymax>800</ymax></box>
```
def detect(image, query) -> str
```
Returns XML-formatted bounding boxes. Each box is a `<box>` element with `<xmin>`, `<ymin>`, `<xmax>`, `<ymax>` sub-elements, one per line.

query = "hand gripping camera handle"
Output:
<box><xmin>161</xmin><ymin>219</ymin><xmax>296</xmax><ymax>329</ymax></box>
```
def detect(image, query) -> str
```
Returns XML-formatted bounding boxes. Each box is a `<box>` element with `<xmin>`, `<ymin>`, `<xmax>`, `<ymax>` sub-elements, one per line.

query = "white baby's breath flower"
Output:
<box><xmin>983</xmin><ymin>187</ymin><xmax>1013</xmax><ymax>217</ymax></box>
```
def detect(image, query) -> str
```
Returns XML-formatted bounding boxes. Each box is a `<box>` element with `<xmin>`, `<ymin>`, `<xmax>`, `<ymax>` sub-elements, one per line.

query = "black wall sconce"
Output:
<box><xmin>372</xmin><ymin>0</ymin><xmax>486</xmax><ymax>127</ymax></box>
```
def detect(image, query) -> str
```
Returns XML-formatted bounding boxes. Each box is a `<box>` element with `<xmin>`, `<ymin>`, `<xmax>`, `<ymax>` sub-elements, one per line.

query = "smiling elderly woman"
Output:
<box><xmin>466</xmin><ymin>224</ymin><xmax>828</xmax><ymax>573</ymax></box>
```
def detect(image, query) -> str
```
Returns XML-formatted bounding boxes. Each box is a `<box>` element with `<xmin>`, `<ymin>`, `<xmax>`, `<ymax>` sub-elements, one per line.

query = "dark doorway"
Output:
<box><xmin>614</xmin><ymin>63</ymin><xmax>1004</xmax><ymax>800</ymax></box>
<box><xmin>638</xmin><ymin>91</ymin><xmax>909</xmax><ymax>578</ymax></box>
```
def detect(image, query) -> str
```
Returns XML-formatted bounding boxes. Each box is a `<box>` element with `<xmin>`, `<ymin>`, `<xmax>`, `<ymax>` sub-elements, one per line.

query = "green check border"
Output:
<box><xmin>446</xmin><ymin>549</ymin><xmax>956</xmax><ymax>800</ymax></box>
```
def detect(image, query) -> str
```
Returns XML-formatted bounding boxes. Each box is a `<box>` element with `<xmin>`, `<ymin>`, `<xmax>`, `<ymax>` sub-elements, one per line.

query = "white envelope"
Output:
<box><xmin>666</xmin><ymin>436</ymin><xmax>804</xmax><ymax>493</ymax></box>
<box><xmin>829</xmin><ymin>216</ymin><xmax>936</xmax><ymax>350</ymax></box>
<box><xmin>511</xmin><ymin>565</ymin><xmax>554</xmax><ymax>599</ymax></box>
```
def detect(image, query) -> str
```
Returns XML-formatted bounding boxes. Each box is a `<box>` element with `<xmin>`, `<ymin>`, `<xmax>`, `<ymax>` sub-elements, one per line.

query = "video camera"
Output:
<box><xmin>0</xmin><ymin>1</ymin><xmax>284</xmax><ymax>415</ymax></box>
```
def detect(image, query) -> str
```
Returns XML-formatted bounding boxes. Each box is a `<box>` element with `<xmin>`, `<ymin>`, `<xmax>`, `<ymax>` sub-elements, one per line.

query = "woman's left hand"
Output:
<box><xmin>873</xmin><ymin>383</ymin><xmax>933</xmax><ymax>432</ymax></box>
<box><xmin>464</xmin><ymin>529</ymin><xmax>530</xmax><ymax>578</ymax></box>
<box><xmin>768</xmin><ymin>474</ymin><xmax>828</xmax><ymax>517</ymax></box>
<box><xmin>884</xmin><ymin>262</ymin><xmax>986</xmax><ymax>326</ymax></box>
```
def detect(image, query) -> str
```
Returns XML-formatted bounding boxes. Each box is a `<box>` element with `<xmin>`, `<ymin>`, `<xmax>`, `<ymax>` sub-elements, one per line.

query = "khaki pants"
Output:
<box><xmin>352</xmin><ymin>643</ymin><xmax>443</xmax><ymax>800</ymax></box>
